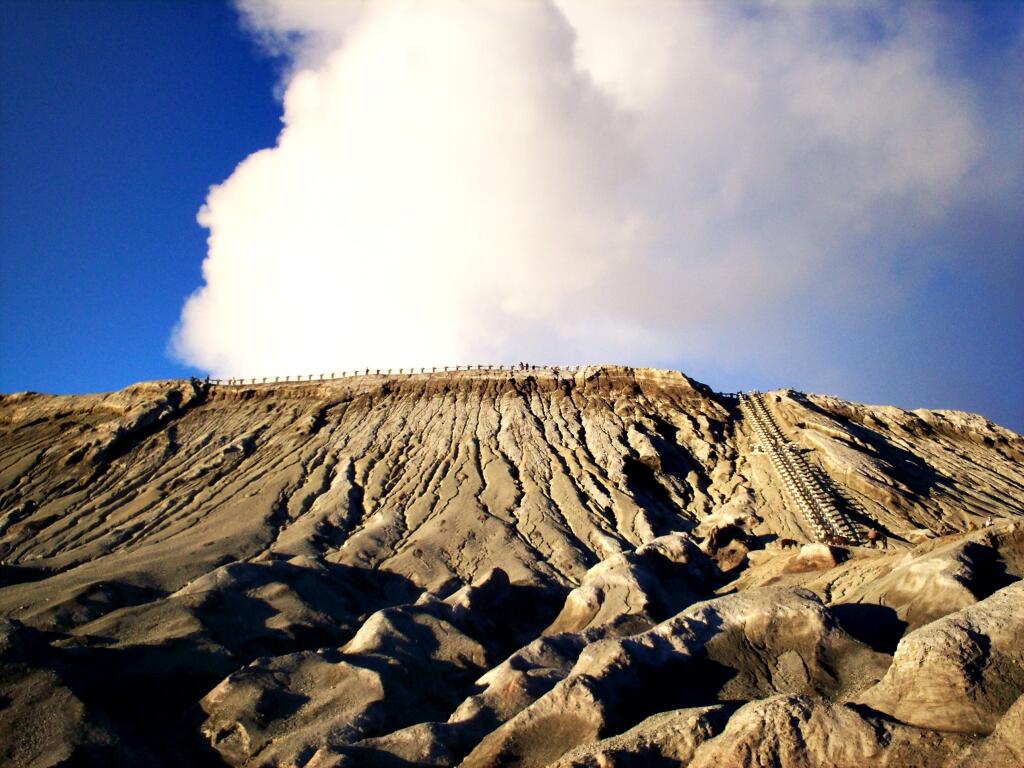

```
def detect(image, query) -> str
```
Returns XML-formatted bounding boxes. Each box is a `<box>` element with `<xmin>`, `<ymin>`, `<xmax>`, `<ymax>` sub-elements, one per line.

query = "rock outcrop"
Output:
<box><xmin>688</xmin><ymin>695</ymin><xmax>971</xmax><ymax>768</ymax></box>
<box><xmin>858</xmin><ymin>580</ymin><xmax>1024</xmax><ymax>734</ymax></box>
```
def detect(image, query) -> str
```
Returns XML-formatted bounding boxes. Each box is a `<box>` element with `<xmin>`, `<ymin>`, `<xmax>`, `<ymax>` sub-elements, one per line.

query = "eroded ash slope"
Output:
<box><xmin>0</xmin><ymin>366</ymin><xmax>1022</xmax><ymax>767</ymax></box>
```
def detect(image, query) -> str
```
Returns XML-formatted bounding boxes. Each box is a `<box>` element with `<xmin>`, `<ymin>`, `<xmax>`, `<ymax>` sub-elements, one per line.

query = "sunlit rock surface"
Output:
<box><xmin>1</xmin><ymin>366</ymin><xmax>1022</xmax><ymax>766</ymax></box>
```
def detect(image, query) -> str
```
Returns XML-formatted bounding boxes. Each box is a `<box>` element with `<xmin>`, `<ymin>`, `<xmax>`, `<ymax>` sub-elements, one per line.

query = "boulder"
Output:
<box><xmin>857</xmin><ymin>580</ymin><xmax>1024</xmax><ymax>734</ymax></box>
<box><xmin>688</xmin><ymin>695</ymin><xmax>971</xmax><ymax>768</ymax></box>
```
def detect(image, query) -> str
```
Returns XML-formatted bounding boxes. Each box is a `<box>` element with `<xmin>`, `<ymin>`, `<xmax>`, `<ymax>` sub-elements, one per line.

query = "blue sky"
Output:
<box><xmin>0</xmin><ymin>1</ymin><xmax>279</xmax><ymax>391</ymax></box>
<box><xmin>1</xmin><ymin>1</ymin><xmax>1021</xmax><ymax>431</ymax></box>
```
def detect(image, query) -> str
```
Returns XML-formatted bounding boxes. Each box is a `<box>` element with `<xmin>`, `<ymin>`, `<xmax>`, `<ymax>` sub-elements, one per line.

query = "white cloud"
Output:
<box><xmin>172</xmin><ymin>0</ymin><xmax>993</xmax><ymax>380</ymax></box>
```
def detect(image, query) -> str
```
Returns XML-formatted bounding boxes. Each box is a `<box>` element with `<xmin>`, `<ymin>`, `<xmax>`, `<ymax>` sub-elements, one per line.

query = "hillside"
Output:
<box><xmin>1</xmin><ymin>366</ymin><xmax>1022</xmax><ymax>766</ymax></box>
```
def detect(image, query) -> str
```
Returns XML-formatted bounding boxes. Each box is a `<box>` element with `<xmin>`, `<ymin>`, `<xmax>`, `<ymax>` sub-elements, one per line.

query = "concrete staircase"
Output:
<box><xmin>739</xmin><ymin>392</ymin><xmax>862</xmax><ymax>545</ymax></box>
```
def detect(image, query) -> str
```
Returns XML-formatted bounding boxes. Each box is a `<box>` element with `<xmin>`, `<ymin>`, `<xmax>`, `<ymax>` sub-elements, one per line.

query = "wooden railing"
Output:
<box><xmin>205</xmin><ymin>364</ymin><xmax>585</xmax><ymax>387</ymax></box>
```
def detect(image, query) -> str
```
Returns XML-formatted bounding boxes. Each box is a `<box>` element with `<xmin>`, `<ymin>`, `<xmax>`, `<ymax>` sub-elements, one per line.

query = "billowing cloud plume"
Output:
<box><xmin>173</xmin><ymin>0</ymin><xmax>1019</xmax><ymax>394</ymax></box>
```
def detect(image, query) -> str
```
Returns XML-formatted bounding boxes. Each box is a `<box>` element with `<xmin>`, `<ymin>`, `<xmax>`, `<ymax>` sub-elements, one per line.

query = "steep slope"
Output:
<box><xmin>1</xmin><ymin>366</ymin><xmax>1022</xmax><ymax>766</ymax></box>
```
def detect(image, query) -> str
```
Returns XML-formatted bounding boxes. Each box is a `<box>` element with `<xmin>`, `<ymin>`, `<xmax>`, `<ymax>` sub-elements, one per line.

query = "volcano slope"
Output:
<box><xmin>1</xmin><ymin>366</ymin><xmax>1023</xmax><ymax>767</ymax></box>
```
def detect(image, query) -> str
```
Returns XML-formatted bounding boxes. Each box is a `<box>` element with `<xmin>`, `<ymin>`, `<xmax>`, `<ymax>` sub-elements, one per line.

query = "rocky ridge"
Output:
<box><xmin>0</xmin><ymin>366</ymin><xmax>1022</xmax><ymax>766</ymax></box>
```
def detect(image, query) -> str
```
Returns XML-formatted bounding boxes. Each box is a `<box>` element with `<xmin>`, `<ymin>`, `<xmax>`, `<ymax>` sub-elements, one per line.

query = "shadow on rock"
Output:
<box><xmin>831</xmin><ymin>603</ymin><xmax>907</xmax><ymax>654</ymax></box>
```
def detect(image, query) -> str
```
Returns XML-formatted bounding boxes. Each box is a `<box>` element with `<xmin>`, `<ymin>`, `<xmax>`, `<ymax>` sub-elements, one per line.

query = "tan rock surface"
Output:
<box><xmin>0</xmin><ymin>367</ymin><xmax>1022</xmax><ymax>766</ymax></box>
<box><xmin>687</xmin><ymin>694</ymin><xmax>971</xmax><ymax>768</ymax></box>
<box><xmin>857</xmin><ymin>579</ymin><xmax>1024</xmax><ymax>734</ymax></box>
<box><xmin>549</xmin><ymin>705</ymin><xmax>728</xmax><ymax>767</ymax></box>
<box><xmin>460</xmin><ymin>587</ymin><xmax>891</xmax><ymax>767</ymax></box>
<box><xmin>949</xmin><ymin>693</ymin><xmax>1024</xmax><ymax>767</ymax></box>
